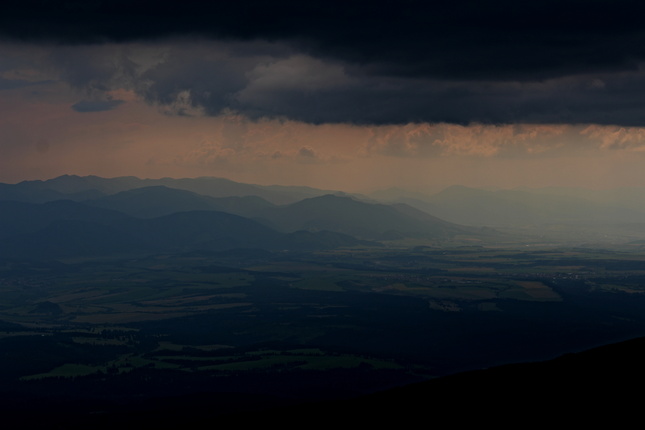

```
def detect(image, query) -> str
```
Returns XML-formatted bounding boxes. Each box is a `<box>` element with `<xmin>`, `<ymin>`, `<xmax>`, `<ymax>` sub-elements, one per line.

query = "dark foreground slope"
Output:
<box><xmin>330</xmin><ymin>335</ymin><xmax>645</xmax><ymax>426</ymax></box>
<box><xmin>8</xmin><ymin>336</ymin><xmax>645</xmax><ymax>428</ymax></box>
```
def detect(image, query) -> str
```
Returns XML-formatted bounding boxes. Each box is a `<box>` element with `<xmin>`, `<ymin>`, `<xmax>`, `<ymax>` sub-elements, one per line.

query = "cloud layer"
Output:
<box><xmin>2</xmin><ymin>1</ymin><xmax>645</xmax><ymax>126</ymax></box>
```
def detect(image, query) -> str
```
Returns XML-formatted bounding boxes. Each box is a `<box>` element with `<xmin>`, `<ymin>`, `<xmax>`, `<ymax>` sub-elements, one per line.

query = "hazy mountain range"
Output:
<box><xmin>374</xmin><ymin>185</ymin><xmax>645</xmax><ymax>226</ymax></box>
<box><xmin>0</xmin><ymin>175</ymin><xmax>488</xmax><ymax>259</ymax></box>
<box><xmin>0</xmin><ymin>175</ymin><xmax>346</xmax><ymax>205</ymax></box>
<box><xmin>370</xmin><ymin>185</ymin><xmax>645</xmax><ymax>243</ymax></box>
<box><xmin>2</xmin><ymin>174</ymin><xmax>645</xmax><ymax>258</ymax></box>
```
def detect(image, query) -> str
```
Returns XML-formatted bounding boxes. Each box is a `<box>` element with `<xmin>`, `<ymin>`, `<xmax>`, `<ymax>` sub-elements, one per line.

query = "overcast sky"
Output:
<box><xmin>2</xmin><ymin>1</ymin><xmax>645</xmax><ymax>192</ymax></box>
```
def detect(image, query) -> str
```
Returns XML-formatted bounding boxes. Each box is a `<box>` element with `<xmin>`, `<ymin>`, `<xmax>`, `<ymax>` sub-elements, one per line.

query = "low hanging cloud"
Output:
<box><xmin>582</xmin><ymin>125</ymin><xmax>645</xmax><ymax>151</ymax></box>
<box><xmin>296</xmin><ymin>146</ymin><xmax>321</xmax><ymax>163</ymax></box>
<box><xmin>364</xmin><ymin>123</ymin><xmax>579</xmax><ymax>158</ymax></box>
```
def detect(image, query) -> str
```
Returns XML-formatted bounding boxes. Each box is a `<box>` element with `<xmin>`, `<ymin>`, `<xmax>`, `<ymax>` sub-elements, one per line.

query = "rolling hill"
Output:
<box><xmin>0</xmin><ymin>202</ymin><xmax>371</xmax><ymax>259</ymax></box>
<box><xmin>257</xmin><ymin>194</ymin><xmax>479</xmax><ymax>240</ymax></box>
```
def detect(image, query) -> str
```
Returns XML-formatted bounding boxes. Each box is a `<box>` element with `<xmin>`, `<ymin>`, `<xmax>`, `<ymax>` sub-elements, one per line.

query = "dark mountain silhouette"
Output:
<box><xmin>0</xmin><ymin>178</ymin><xmax>490</xmax><ymax>257</ymax></box>
<box><xmin>259</xmin><ymin>194</ymin><xmax>478</xmax><ymax>240</ymax></box>
<box><xmin>151</xmin><ymin>176</ymin><xmax>284</xmax><ymax>202</ymax></box>
<box><xmin>0</xmin><ymin>175</ymin><xmax>349</xmax><ymax>205</ymax></box>
<box><xmin>207</xmin><ymin>195</ymin><xmax>276</xmax><ymax>218</ymax></box>
<box><xmin>0</xmin><ymin>202</ymin><xmax>371</xmax><ymax>259</ymax></box>
<box><xmin>1</xmin><ymin>174</ymin><xmax>139</xmax><ymax>198</ymax></box>
<box><xmin>159</xmin><ymin>177</ymin><xmax>347</xmax><ymax>205</ymax></box>
<box><xmin>0</xmin><ymin>182</ymin><xmax>72</xmax><ymax>203</ymax></box>
<box><xmin>0</xmin><ymin>200</ymin><xmax>130</xmax><ymax>239</ymax></box>
<box><xmin>6</xmin><ymin>175</ymin><xmax>645</xmax><ymax>235</ymax></box>
<box><xmin>86</xmin><ymin>186</ymin><xmax>476</xmax><ymax>241</ymax></box>
<box><xmin>0</xmin><ymin>176</ymin><xmax>490</xmax><ymax>242</ymax></box>
<box><xmin>88</xmin><ymin>186</ymin><xmax>276</xmax><ymax>219</ymax></box>
<box><xmin>88</xmin><ymin>185</ymin><xmax>223</xmax><ymax>218</ymax></box>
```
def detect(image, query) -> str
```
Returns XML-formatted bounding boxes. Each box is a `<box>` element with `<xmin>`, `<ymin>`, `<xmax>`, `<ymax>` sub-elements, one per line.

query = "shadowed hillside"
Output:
<box><xmin>5</xmin><ymin>336</ymin><xmax>642</xmax><ymax>428</ymax></box>
<box><xmin>0</xmin><ymin>203</ymin><xmax>371</xmax><ymax>258</ymax></box>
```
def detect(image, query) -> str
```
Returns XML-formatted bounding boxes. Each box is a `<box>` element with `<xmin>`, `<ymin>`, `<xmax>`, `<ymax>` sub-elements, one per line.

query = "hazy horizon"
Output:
<box><xmin>5</xmin><ymin>172</ymin><xmax>645</xmax><ymax>197</ymax></box>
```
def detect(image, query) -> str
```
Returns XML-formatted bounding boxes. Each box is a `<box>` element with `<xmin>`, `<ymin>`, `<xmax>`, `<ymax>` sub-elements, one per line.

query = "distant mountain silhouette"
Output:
<box><xmin>0</xmin><ymin>175</ymin><xmax>349</xmax><ymax>205</ymax></box>
<box><xmin>0</xmin><ymin>200</ymin><xmax>129</xmax><ymax>239</ymax></box>
<box><xmin>90</xmin><ymin>187</ymin><xmax>475</xmax><ymax>242</ymax></box>
<box><xmin>2</xmin><ymin>174</ymin><xmax>140</xmax><ymax>198</ymax></box>
<box><xmin>0</xmin><ymin>182</ymin><xmax>72</xmax><ymax>203</ymax></box>
<box><xmin>0</xmin><ymin>202</ymin><xmax>371</xmax><ymax>259</ymax></box>
<box><xmin>88</xmin><ymin>186</ymin><xmax>276</xmax><ymax>219</ymax></box>
<box><xmin>6</xmin><ymin>176</ymin><xmax>645</xmax><ymax>233</ymax></box>
<box><xmin>88</xmin><ymin>186</ymin><xmax>223</xmax><ymax>218</ymax></box>
<box><xmin>0</xmin><ymin>176</ymin><xmax>491</xmax><ymax>245</ymax></box>
<box><xmin>259</xmin><ymin>194</ymin><xmax>477</xmax><ymax>240</ymax></box>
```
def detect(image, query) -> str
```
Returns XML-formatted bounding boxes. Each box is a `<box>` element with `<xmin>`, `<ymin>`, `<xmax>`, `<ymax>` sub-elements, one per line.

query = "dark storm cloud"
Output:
<box><xmin>4</xmin><ymin>0</ymin><xmax>645</xmax><ymax>81</ymax></box>
<box><xmin>137</xmin><ymin>51</ymin><xmax>250</xmax><ymax>116</ymax></box>
<box><xmin>230</xmin><ymin>71</ymin><xmax>645</xmax><ymax>126</ymax></box>
<box><xmin>5</xmin><ymin>1</ymin><xmax>645</xmax><ymax>126</ymax></box>
<box><xmin>35</xmin><ymin>41</ymin><xmax>645</xmax><ymax>126</ymax></box>
<box><xmin>0</xmin><ymin>77</ymin><xmax>49</xmax><ymax>90</ymax></box>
